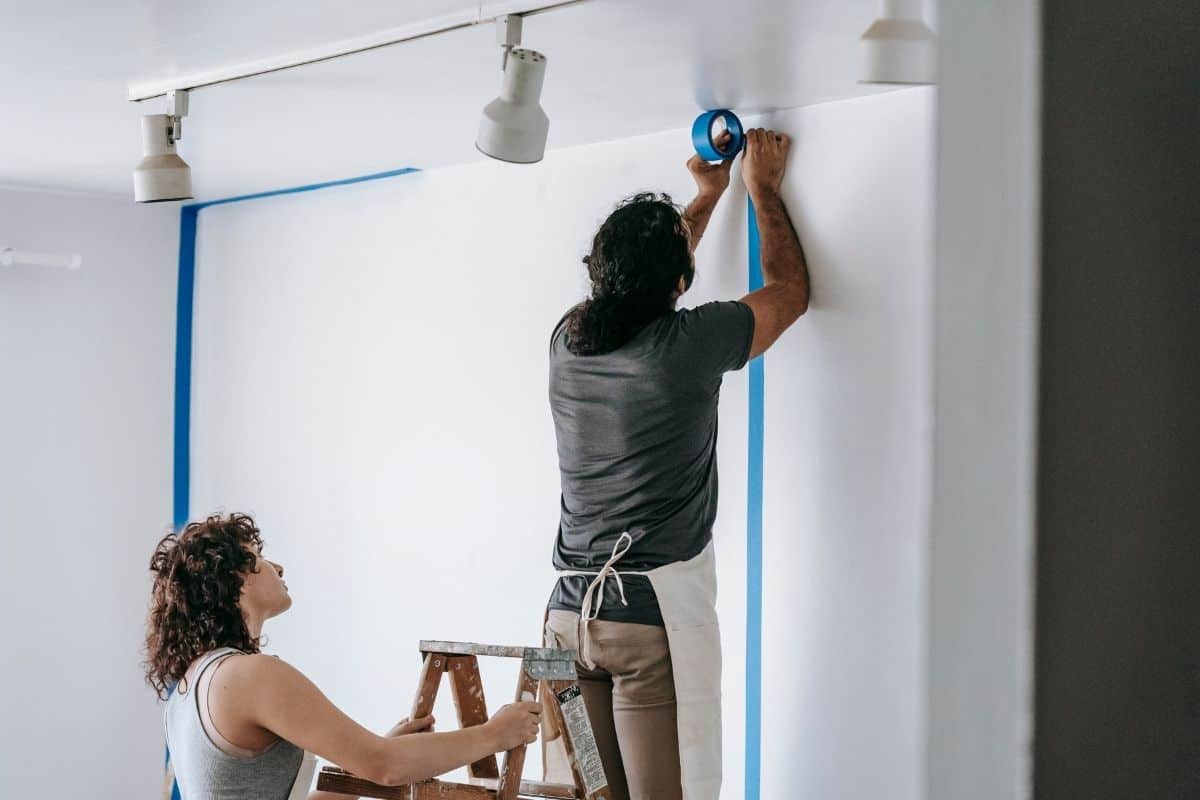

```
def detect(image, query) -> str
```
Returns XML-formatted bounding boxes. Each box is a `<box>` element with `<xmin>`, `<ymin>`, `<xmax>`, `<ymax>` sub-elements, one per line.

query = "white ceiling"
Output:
<box><xmin>0</xmin><ymin>0</ymin><xmax>898</xmax><ymax>201</ymax></box>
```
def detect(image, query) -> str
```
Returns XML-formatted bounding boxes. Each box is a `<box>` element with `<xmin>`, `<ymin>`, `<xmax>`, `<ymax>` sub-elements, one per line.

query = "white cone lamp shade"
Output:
<box><xmin>134</xmin><ymin>114</ymin><xmax>193</xmax><ymax>203</ymax></box>
<box><xmin>860</xmin><ymin>0</ymin><xmax>936</xmax><ymax>85</ymax></box>
<box><xmin>477</xmin><ymin>48</ymin><xmax>549</xmax><ymax>164</ymax></box>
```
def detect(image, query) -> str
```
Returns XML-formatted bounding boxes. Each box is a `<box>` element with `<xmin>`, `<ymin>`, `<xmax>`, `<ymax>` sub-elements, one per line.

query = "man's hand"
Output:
<box><xmin>385</xmin><ymin>714</ymin><xmax>435</xmax><ymax>737</ymax></box>
<box><xmin>742</xmin><ymin>128</ymin><xmax>791</xmax><ymax>199</ymax></box>
<box><xmin>686</xmin><ymin>130</ymin><xmax>735</xmax><ymax>198</ymax></box>
<box><xmin>683</xmin><ymin>130</ymin><xmax>736</xmax><ymax>253</ymax></box>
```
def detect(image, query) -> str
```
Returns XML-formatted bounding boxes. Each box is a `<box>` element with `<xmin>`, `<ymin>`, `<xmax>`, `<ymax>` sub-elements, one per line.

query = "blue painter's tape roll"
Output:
<box><xmin>692</xmin><ymin>109</ymin><xmax>745</xmax><ymax>161</ymax></box>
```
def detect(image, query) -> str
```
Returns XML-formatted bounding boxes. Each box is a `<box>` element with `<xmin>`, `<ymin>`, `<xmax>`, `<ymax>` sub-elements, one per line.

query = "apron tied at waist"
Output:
<box><xmin>557</xmin><ymin>531</ymin><xmax>638</xmax><ymax>667</ymax></box>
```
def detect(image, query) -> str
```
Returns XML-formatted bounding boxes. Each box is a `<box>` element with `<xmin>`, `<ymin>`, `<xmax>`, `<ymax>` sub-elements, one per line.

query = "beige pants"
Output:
<box><xmin>543</xmin><ymin>609</ymin><xmax>682</xmax><ymax>800</ymax></box>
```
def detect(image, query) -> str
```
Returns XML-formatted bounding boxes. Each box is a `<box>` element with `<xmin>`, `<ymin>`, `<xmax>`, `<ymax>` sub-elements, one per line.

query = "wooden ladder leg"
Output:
<box><xmin>496</xmin><ymin>667</ymin><xmax>540</xmax><ymax>800</ymax></box>
<box><xmin>411</xmin><ymin>652</ymin><xmax>447</xmax><ymax>720</ymax></box>
<box><xmin>447</xmin><ymin>655</ymin><xmax>500</xmax><ymax>779</ymax></box>
<box><xmin>544</xmin><ymin>679</ymin><xmax>613</xmax><ymax>800</ymax></box>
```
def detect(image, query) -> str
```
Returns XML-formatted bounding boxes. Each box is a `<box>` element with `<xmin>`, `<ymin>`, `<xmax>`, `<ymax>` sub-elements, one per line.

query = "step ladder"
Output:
<box><xmin>317</xmin><ymin>640</ymin><xmax>612</xmax><ymax>800</ymax></box>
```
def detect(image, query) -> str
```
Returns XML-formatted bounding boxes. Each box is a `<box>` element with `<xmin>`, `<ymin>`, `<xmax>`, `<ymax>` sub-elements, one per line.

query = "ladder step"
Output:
<box><xmin>318</xmin><ymin>769</ymin><xmax>581</xmax><ymax>800</ymax></box>
<box><xmin>317</xmin><ymin>768</ymin><xmax>411</xmax><ymax>799</ymax></box>
<box><xmin>419</xmin><ymin>640</ymin><xmax>570</xmax><ymax>660</ymax></box>
<box><xmin>473</xmin><ymin>777</ymin><xmax>579</xmax><ymax>799</ymax></box>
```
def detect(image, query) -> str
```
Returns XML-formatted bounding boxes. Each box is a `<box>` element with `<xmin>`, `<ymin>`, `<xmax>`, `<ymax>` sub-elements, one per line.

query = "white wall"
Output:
<box><xmin>761</xmin><ymin>88</ymin><xmax>933</xmax><ymax>799</ymax></box>
<box><xmin>0</xmin><ymin>188</ymin><xmax>178</xmax><ymax>799</ymax></box>
<box><xmin>188</xmin><ymin>88</ymin><xmax>932</xmax><ymax>797</ymax></box>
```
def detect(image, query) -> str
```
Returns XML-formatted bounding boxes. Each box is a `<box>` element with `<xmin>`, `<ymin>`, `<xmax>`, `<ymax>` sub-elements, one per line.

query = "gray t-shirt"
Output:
<box><xmin>548</xmin><ymin>300</ymin><xmax>756</xmax><ymax>625</ymax></box>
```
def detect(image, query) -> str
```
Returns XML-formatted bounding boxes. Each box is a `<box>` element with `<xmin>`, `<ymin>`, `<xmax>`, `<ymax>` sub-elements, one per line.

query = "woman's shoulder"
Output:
<box><xmin>212</xmin><ymin>651</ymin><xmax>294</xmax><ymax>682</ymax></box>
<box><xmin>185</xmin><ymin>650</ymin><xmax>293</xmax><ymax>694</ymax></box>
<box><xmin>202</xmin><ymin>652</ymin><xmax>309</xmax><ymax>716</ymax></box>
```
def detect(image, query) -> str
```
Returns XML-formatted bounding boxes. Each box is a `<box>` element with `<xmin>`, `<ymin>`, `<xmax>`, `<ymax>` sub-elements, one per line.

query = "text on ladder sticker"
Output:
<box><xmin>556</xmin><ymin>685</ymin><xmax>609</xmax><ymax>793</ymax></box>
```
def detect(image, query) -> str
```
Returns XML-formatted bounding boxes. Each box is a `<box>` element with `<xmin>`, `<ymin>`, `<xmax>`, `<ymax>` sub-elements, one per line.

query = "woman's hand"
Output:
<box><xmin>687</xmin><ymin>130</ymin><xmax>735</xmax><ymax>198</ymax></box>
<box><xmin>483</xmin><ymin>702</ymin><xmax>542</xmax><ymax>750</ymax></box>
<box><xmin>385</xmin><ymin>714</ymin><xmax>435</xmax><ymax>737</ymax></box>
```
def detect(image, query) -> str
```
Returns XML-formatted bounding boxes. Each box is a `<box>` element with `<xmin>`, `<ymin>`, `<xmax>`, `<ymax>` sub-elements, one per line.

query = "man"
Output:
<box><xmin>542</xmin><ymin>128</ymin><xmax>809</xmax><ymax>800</ymax></box>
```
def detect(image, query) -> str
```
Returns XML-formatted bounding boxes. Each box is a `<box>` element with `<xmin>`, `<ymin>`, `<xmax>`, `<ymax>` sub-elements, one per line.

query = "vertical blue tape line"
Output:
<box><xmin>173</xmin><ymin>206</ymin><xmax>198</xmax><ymax>530</ymax></box>
<box><xmin>745</xmin><ymin>194</ymin><xmax>765</xmax><ymax>800</ymax></box>
<box><xmin>168</xmin><ymin>167</ymin><xmax>420</xmax><ymax>798</ymax></box>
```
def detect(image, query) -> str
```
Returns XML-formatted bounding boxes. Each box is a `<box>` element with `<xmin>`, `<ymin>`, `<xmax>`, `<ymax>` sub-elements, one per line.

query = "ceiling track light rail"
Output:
<box><xmin>126</xmin><ymin>0</ymin><xmax>583</xmax><ymax>102</ymax></box>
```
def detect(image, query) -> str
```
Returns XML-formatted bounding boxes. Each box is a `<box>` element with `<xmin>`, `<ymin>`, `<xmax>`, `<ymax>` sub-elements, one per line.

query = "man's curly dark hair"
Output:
<box><xmin>144</xmin><ymin>513</ymin><xmax>265</xmax><ymax>699</ymax></box>
<box><xmin>564</xmin><ymin>192</ymin><xmax>694</xmax><ymax>356</ymax></box>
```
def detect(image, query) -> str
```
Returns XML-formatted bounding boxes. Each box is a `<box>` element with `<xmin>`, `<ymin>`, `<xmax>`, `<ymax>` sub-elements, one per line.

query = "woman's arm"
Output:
<box><xmin>307</xmin><ymin>716</ymin><xmax>435</xmax><ymax>799</ymax></box>
<box><xmin>220</xmin><ymin>654</ymin><xmax>540</xmax><ymax>787</ymax></box>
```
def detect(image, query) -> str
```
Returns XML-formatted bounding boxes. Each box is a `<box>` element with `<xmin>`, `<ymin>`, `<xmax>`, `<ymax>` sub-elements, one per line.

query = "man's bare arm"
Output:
<box><xmin>684</xmin><ymin>131</ymin><xmax>734</xmax><ymax>252</ymax></box>
<box><xmin>683</xmin><ymin>190</ymin><xmax>721</xmax><ymax>252</ymax></box>
<box><xmin>738</xmin><ymin>128</ymin><xmax>809</xmax><ymax>358</ymax></box>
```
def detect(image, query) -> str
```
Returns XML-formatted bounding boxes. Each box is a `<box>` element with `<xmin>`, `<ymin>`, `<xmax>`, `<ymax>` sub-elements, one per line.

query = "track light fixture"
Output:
<box><xmin>476</xmin><ymin>14</ymin><xmax>550</xmax><ymax>164</ymax></box>
<box><xmin>133</xmin><ymin>89</ymin><xmax>193</xmax><ymax>203</ymax></box>
<box><xmin>860</xmin><ymin>0</ymin><xmax>936</xmax><ymax>85</ymax></box>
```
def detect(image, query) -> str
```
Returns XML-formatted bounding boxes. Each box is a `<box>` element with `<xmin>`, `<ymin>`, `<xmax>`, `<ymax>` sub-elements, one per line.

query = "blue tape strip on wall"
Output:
<box><xmin>691</xmin><ymin>108</ymin><xmax>763</xmax><ymax>800</ymax></box>
<box><xmin>744</xmin><ymin>193</ymin><xmax>764</xmax><ymax>800</ymax></box>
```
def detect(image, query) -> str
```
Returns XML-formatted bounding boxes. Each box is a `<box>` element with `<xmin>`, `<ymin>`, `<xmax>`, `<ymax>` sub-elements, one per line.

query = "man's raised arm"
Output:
<box><xmin>739</xmin><ymin>128</ymin><xmax>810</xmax><ymax>359</ymax></box>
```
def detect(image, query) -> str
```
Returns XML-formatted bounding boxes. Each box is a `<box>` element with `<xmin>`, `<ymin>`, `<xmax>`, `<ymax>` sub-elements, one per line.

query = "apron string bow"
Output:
<box><xmin>582</xmin><ymin>531</ymin><xmax>634</xmax><ymax>620</ymax></box>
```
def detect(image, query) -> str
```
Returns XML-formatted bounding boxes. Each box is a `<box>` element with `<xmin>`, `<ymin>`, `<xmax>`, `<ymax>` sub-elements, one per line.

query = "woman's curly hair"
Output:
<box><xmin>144</xmin><ymin>513</ymin><xmax>265</xmax><ymax>699</ymax></box>
<box><xmin>565</xmin><ymin>192</ymin><xmax>694</xmax><ymax>356</ymax></box>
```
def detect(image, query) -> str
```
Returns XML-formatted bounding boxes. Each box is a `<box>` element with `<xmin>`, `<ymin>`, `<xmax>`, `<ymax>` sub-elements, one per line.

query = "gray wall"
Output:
<box><xmin>1035</xmin><ymin>1</ymin><xmax>1200</xmax><ymax>797</ymax></box>
<box><xmin>0</xmin><ymin>188</ymin><xmax>178</xmax><ymax>798</ymax></box>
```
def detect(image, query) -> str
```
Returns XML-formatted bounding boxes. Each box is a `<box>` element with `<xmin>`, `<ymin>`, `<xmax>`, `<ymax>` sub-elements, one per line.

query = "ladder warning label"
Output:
<box><xmin>557</xmin><ymin>685</ymin><xmax>609</xmax><ymax>794</ymax></box>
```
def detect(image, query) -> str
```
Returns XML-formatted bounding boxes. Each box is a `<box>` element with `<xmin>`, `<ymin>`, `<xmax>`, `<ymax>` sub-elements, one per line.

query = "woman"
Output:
<box><xmin>542</xmin><ymin>129</ymin><xmax>807</xmax><ymax>799</ymax></box>
<box><xmin>146</xmin><ymin>513</ymin><xmax>541</xmax><ymax>800</ymax></box>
